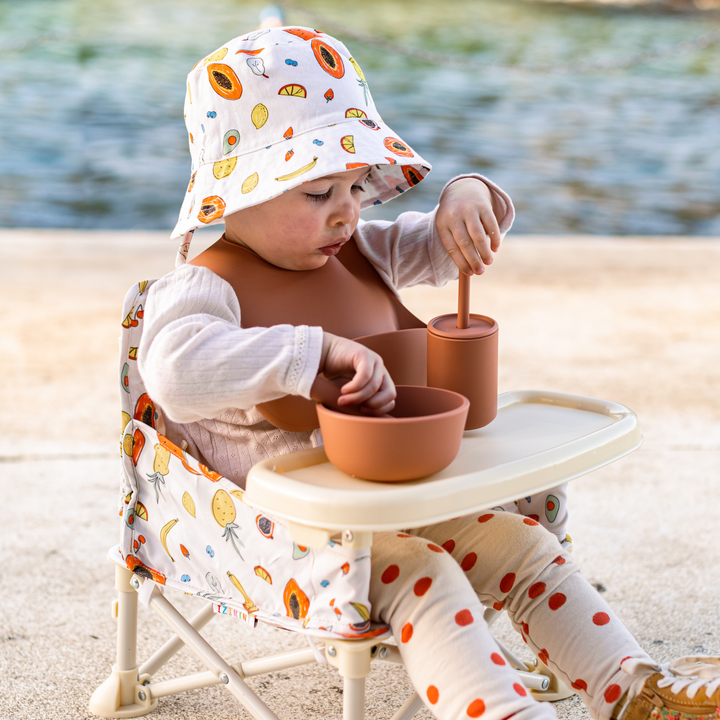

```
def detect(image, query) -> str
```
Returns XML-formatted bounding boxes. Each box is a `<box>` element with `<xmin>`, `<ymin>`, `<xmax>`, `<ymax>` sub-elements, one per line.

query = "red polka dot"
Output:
<box><xmin>477</xmin><ymin>514</ymin><xmax>494</xmax><ymax>523</ymax></box>
<box><xmin>461</xmin><ymin>552</ymin><xmax>477</xmax><ymax>571</ymax></box>
<box><xmin>523</xmin><ymin>518</ymin><xmax>539</xmax><ymax>526</ymax></box>
<box><xmin>538</xmin><ymin>649</ymin><xmax>549</xmax><ymax>666</ymax></box>
<box><xmin>455</xmin><ymin>609</ymin><xmax>474</xmax><ymax>626</ymax></box>
<box><xmin>522</xmin><ymin>622</ymin><xmax>529</xmax><ymax>635</ymax></box>
<box><xmin>427</xmin><ymin>686</ymin><xmax>439</xmax><ymax>704</ymax></box>
<box><xmin>593</xmin><ymin>612</ymin><xmax>610</xmax><ymax>626</ymax></box>
<box><xmin>529</xmin><ymin>514</ymin><xmax>540</xmax><ymax>522</ymax></box>
<box><xmin>442</xmin><ymin>539</ymin><xmax>456</xmax><ymax>553</ymax></box>
<box><xmin>548</xmin><ymin>592</ymin><xmax>566</xmax><ymax>610</ymax></box>
<box><xmin>397</xmin><ymin>533</ymin><xmax>411</xmax><ymax>538</ymax></box>
<box><xmin>467</xmin><ymin>699</ymin><xmax>486</xmax><ymax>717</ymax></box>
<box><xmin>381</xmin><ymin>565</ymin><xmax>400</xmax><ymax>584</ymax></box>
<box><xmin>414</xmin><ymin>577</ymin><xmax>433</xmax><ymax>596</ymax></box>
<box><xmin>522</xmin><ymin>634</ymin><xmax>528</xmax><ymax>644</ymax></box>
<box><xmin>604</xmin><ymin>684</ymin><xmax>622</xmax><ymax>704</ymax></box>
<box><xmin>401</xmin><ymin>623</ymin><xmax>413</xmax><ymax>643</ymax></box>
<box><xmin>528</xmin><ymin>582</ymin><xmax>546</xmax><ymax>599</ymax></box>
<box><xmin>493</xmin><ymin>600</ymin><xmax>505</xmax><ymax>611</ymax></box>
<box><xmin>500</xmin><ymin>573</ymin><xmax>516</xmax><ymax>593</ymax></box>
<box><xmin>513</xmin><ymin>683</ymin><xmax>527</xmax><ymax>697</ymax></box>
<box><xmin>572</xmin><ymin>679</ymin><xmax>588</xmax><ymax>691</ymax></box>
<box><xmin>491</xmin><ymin>652</ymin><xmax>506</xmax><ymax>665</ymax></box>
<box><xmin>427</xmin><ymin>543</ymin><xmax>444</xmax><ymax>553</ymax></box>
<box><xmin>553</xmin><ymin>556</ymin><xmax>566</xmax><ymax>565</ymax></box>
<box><xmin>547</xmin><ymin>501</ymin><xmax>555</xmax><ymax>511</ymax></box>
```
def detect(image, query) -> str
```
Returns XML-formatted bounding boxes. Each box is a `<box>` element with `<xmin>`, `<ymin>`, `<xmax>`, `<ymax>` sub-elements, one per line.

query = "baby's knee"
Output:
<box><xmin>370</xmin><ymin>533</ymin><xmax>471</xmax><ymax>621</ymax></box>
<box><xmin>487</xmin><ymin>511</ymin><xmax>566</xmax><ymax>567</ymax></box>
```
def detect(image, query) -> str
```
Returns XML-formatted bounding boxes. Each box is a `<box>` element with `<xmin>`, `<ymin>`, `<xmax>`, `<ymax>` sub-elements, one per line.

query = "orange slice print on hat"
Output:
<box><xmin>278</xmin><ymin>84</ymin><xmax>307</xmax><ymax>98</ymax></box>
<box><xmin>384</xmin><ymin>137</ymin><xmax>414</xmax><ymax>157</ymax></box>
<box><xmin>207</xmin><ymin>63</ymin><xmax>243</xmax><ymax>100</ymax></box>
<box><xmin>346</xmin><ymin>162</ymin><xmax>369</xmax><ymax>169</ymax></box>
<box><xmin>340</xmin><ymin>135</ymin><xmax>356</xmax><ymax>153</ymax></box>
<box><xmin>345</xmin><ymin>108</ymin><xmax>367</xmax><ymax>119</ymax></box>
<box><xmin>402</xmin><ymin>165</ymin><xmax>425</xmax><ymax>186</ymax></box>
<box><xmin>311</xmin><ymin>38</ymin><xmax>344</xmax><ymax>78</ymax></box>
<box><xmin>198</xmin><ymin>195</ymin><xmax>226</xmax><ymax>223</ymax></box>
<box><xmin>284</xmin><ymin>28</ymin><xmax>323</xmax><ymax>40</ymax></box>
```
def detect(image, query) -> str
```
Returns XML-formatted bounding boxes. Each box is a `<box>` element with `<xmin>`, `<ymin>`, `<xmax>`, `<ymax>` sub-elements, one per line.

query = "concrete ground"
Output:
<box><xmin>1</xmin><ymin>229</ymin><xmax>719</xmax><ymax>720</ymax></box>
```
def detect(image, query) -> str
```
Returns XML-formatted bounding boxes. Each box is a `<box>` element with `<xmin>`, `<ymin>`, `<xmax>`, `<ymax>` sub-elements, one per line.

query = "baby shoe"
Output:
<box><xmin>615</xmin><ymin>657</ymin><xmax>720</xmax><ymax>720</ymax></box>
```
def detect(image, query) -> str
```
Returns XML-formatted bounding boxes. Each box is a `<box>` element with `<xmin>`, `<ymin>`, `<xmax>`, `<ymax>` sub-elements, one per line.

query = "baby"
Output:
<box><xmin>138</xmin><ymin>26</ymin><xmax>719</xmax><ymax>720</ymax></box>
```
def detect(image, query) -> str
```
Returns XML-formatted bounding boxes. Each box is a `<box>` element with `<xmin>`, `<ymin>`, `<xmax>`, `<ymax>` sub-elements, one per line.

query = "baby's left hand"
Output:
<box><xmin>435</xmin><ymin>178</ymin><xmax>503</xmax><ymax>276</ymax></box>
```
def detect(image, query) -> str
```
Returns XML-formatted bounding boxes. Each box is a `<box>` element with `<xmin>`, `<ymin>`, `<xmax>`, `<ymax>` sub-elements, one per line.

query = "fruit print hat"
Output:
<box><xmin>172</xmin><ymin>26</ymin><xmax>432</xmax><ymax>257</ymax></box>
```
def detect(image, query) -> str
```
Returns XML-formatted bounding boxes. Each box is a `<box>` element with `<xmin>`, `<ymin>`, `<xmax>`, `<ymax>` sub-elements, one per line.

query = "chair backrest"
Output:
<box><xmin>119</xmin><ymin>280</ymin><xmax>165</xmax><ymax>438</ymax></box>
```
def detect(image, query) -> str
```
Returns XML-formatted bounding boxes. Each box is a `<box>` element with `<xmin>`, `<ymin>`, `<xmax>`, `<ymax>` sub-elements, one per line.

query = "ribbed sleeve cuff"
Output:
<box><xmin>292</xmin><ymin>325</ymin><xmax>324</xmax><ymax>399</ymax></box>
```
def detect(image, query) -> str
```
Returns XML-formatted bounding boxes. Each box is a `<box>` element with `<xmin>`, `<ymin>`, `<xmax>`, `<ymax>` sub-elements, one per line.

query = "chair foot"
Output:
<box><xmin>89</xmin><ymin>666</ymin><xmax>158</xmax><ymax>718</ymax></box>
<box><xmin>526</xmin><ymin>660</ymin><xmax>576</xmax><ymax>702</ymax></box>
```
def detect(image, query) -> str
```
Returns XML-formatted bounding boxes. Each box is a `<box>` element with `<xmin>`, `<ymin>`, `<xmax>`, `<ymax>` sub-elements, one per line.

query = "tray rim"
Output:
<box><xmin>244</xmin><ymin>390</ymin><xmax>642</xmax><ymax>532</ymax></box>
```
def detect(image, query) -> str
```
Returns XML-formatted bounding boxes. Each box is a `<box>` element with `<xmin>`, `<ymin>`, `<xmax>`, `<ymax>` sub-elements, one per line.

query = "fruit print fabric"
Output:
<box><xmin>118</xmin><ymin>281</ymin><xmax>379</xmax><ymax>639</ymax></box>
<box><xmin>172</xmin><ymin>26</ymin><xmax>431</xmax><ymax>242</ymax></box>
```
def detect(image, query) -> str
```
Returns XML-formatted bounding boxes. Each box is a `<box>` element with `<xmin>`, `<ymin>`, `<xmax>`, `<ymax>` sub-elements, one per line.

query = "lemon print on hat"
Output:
<box><xmin>203</xmin><ymin>47</ymin><xmax>228</xmax><ymax>66</ymax></box>
<box><xmin>198</xmin><ymin>195</ymin><xmax>226</xmax><ymax>223</ymax></box>
<box><xmin>345</xmin><ymin>108</ymin><xmax>367</xmax><ymax>119</ymax></box>
<box><xmin>251</xmin><ymin>103</ymin><xmax>269</xmax><ymax>129</ymax></box>
<box><xmin>340</xmin><ymin>136</ymin><xmax>356</xmax><ymax>154</ymax></box>
<box><xmin>311</xmin><ymin>38</ymin><xmax>344</xmax><ymax>78</ymax></box>
<box><xmin>207</xmin><ymin>63</ymin><xmax>242</xmax><ymax>100</ymax></box>
<box><xmin>278</xmin><ymin>84</ymin><xmax>307</xmax><ymax>98</ymax></box>
<box><xmin>241</xmin><ymin>172</ymin><xmax>259</xmax><ymax>194</ymax></box>
<box><xmin>223</xmin><ymin>129</ymin><xmax>240</xmax><ymax>155</ymax></box>
<box><xmin>213</xmin><ymin>157</ymin><xmax>237</xmax><ymax>179</ymax></box>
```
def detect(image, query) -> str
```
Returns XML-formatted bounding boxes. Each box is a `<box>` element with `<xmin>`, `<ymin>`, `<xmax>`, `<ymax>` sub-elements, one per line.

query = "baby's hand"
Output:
<box><xmin>435</xmin><ymin>178</ymin><xmax>503</xmax><ymax>276</ymax></box>
<box><xmin>320</xmin><ymin>333</ymin><xmax>396</xmax><ymax>415</ymax></box>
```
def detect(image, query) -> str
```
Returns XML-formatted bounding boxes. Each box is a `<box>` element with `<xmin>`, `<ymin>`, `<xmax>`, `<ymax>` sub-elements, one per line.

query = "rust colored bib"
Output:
<box><xmin>191</xmin><ymin>236</ymin><xmax>426</xmax><ymax>431</ymax></box>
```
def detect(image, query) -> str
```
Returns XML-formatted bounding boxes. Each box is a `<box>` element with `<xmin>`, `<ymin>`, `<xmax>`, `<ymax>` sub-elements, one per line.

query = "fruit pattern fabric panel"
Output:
<box><xmin>118</xmin><ymin>282</ymin><xmax>381</xmax><ymax>639</ymax></box>
<box><xmin>172</xmin><ymin>26</ymin><xmax>432</xmax><ymax>242</ymax></box>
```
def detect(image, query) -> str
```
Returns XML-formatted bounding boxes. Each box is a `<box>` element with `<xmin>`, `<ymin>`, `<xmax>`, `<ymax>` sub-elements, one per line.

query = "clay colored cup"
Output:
<box><xmin>316</xmin><ymin>385</ymin><xmax>469</xmax><ymax>482</ymax></box>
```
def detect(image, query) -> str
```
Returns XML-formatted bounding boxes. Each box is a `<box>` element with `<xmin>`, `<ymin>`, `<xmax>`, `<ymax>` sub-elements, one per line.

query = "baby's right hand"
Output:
<box><xmin>320</xmin><ymin>333</ymin><xmax>396</xmax><ymax>416</ymax></box>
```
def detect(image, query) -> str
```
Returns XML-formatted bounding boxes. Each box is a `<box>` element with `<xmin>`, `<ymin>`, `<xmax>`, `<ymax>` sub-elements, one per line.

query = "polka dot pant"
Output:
<box><xmin>368</xmin><ymin>513</ymin><xmax>653</xmax><ymax>720</ymax></box>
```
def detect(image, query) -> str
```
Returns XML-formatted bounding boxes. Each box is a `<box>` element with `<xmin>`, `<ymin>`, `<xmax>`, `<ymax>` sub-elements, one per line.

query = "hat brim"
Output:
<box><xmin>171</xmin><ymin>116</ymin><xmax>431</xmax><ymax>239</ymax></box>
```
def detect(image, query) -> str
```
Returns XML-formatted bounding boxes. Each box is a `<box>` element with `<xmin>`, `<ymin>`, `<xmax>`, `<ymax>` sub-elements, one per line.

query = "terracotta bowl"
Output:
<box><xmin>316</xmin><ymin>385</ymin><xmax>469</xmax><ymax>482</ymax></box>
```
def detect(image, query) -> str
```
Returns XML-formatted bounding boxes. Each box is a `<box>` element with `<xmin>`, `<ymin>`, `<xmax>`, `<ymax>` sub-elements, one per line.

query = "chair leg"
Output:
<box><xmin>343</xmin><ymin>677</ymin><xmax>366</xmax><ymax>720</ymax></box>
<box><xmin>89</xmin><ymin>565</ymin><xmax>158</xmax><ymax>718</ymax></box>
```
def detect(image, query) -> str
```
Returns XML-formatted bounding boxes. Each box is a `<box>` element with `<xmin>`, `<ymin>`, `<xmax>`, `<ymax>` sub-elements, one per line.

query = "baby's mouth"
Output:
<box><xmin>319</xmin><ymin>239</ymin><xmax>347</xmax><ymax>256</ymax></box>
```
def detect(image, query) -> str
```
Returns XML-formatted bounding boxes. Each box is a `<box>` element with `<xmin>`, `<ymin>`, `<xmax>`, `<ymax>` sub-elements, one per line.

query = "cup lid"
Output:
<box><xmin>427</xmin><ymin>313</ymin><xmax>498</xmax><ymax>340</ymax></box>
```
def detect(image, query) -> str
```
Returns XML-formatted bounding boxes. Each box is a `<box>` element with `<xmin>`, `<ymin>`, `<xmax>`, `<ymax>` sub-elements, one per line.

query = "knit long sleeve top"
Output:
<box><xmin>138</xmin><ymin>175</ymin><xmax>514</xmax><ymax>487</ymax></box>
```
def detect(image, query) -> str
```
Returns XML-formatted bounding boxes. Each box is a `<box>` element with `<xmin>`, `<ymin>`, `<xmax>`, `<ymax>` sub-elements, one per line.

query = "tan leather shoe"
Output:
<box><xmin>619</xmin><ymin>658</ymin><xmax>720</xmax><ymax>720</ymax></box>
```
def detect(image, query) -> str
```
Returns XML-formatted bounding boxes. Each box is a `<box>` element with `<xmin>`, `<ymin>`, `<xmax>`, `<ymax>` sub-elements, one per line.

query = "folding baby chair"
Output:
<box><xmin>90</xmin><ymin>279</ymin><xmax>642</xmax><ymax>720</ymax></box>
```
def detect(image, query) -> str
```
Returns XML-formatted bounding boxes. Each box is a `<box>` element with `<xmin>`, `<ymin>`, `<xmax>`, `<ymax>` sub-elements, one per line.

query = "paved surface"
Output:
<box><xmin>1</xmin><ymin>229</ymin><xmax>719</xmax><ymax>720</ymax></box>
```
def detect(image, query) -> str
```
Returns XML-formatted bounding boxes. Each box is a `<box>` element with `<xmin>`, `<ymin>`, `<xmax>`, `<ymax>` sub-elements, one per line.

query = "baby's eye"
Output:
<box><xmin>351</xmin><ymin>184</ymin><xmax>366</xmax><ymax>194</ymax></box>
<box><xmin>305</xmin><ymin>189</ymin><xmax>332</xmax><ymax>202</ymax></box>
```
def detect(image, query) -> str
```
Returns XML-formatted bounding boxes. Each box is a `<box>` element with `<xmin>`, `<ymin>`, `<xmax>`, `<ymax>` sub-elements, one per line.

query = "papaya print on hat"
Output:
<box><xmin>172</xmin><ymin>26</ymin><xmax>431</xmax><ymax>253</ymax></box>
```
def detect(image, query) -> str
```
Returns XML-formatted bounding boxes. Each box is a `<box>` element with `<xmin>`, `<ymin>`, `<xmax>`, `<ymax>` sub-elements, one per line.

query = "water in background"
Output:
<box><xmin>0</xmin><ymin>0</ymin><xmax>718</xmax><ymax>235</ymax></box>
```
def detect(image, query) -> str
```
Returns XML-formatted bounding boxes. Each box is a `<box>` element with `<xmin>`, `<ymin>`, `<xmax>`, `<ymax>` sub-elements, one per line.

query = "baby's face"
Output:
<box><xmin>224</xmin><ymin>166</ymin><xmax>371</xmax><ymax>271</ymax></box>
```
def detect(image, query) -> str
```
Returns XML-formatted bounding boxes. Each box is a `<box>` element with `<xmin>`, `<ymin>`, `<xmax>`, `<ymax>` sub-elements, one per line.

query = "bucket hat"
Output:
<box><xmin>172</xmin><ymin>26</ymin><xmax>432</xmax><ymax>260</ymax></box>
